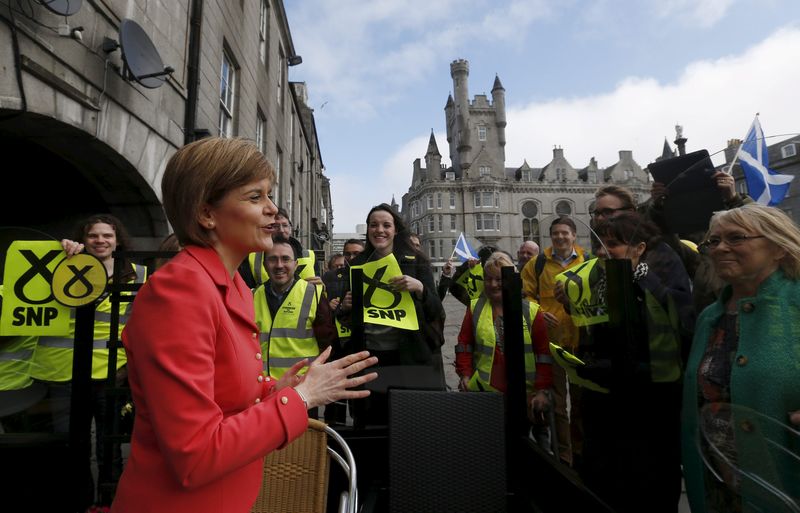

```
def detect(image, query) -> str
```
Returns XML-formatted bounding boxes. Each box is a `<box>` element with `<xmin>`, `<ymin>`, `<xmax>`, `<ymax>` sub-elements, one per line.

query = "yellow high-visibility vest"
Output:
<box><xmin>0</xmin><ymin>286</ymin><xmax>38</xmax><ymax>391</ymax></box>
<box><xmin>254</xmin><ymin>279</ymin><xmax>321</xmax><ymax>379</ymax></box>
<box><xmin>465</xmin><ymin>297</ymin><xmax>540</xmax><ymax>393</ymax></box>
<box><xmin>31</xmin><ymin>264</ymin><xmax>146</xmax><ymax>382</ymax></box>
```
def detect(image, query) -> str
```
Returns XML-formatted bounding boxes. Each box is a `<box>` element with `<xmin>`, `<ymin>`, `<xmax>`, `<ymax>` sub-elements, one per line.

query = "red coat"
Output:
<box><xmin>112</xmin><ymin>245</ymin><xmax>308</xmax><ymax>513</ymax></box>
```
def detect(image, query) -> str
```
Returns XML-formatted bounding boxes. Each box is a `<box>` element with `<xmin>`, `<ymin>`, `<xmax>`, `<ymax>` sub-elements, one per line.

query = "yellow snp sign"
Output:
<box><xmin>296</xmin><ymin>251</ymin><xmax>315</xmax><ymax>280</ymax></box>
<box><xmin>455</xmin><ymin>264</ymin><xmax>484</xmax><ymax>300</ymax></box>
<box><xmin>334</xmin><ymin>317</ymin><xmax>351</xmax><ymax>339</ymax></box>
<box><xmin>351</xmin><ymin>253</ymin><xmax>419</xmax><ymax>331</ymax></box>
<box><xmin>1</xmin><ymin>241</ymin><xmax>71</xmax><ymax>335</ymax></box>
<box><xmin>554</xmin><ymin>258</ymin><xmax>608</xmax><ymax>327</ymax></box>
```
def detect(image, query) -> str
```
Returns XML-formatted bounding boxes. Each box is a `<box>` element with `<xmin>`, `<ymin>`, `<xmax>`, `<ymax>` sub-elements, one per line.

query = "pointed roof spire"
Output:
<box><xmin>446</xmin><ymin>94</ymin><xmax>454</xmax><ymax>108</ymax></box>
<box><xmin>492</xmin><ymin>74</ymin><xmax>504</xmax><ymax>91</ymax></box>
<box><xmin>426</xmin><ymin>130</ymin><xmax>441</xmax><ymax>157</ymax></box>
<box><xmin>661</xmin><ymin>138</ymin><xmax>673</xmax><ymax>159</ymax></box>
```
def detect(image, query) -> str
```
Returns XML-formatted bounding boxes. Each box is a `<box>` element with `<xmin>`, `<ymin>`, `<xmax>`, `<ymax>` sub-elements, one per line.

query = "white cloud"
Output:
<box><xmin>288</xmin><ymin>0</ymin><xmax>553</xmax><ymax>119</ymax></box>
<box><xmin>503</xmin><ymin>25</ymin><xmax>800</xmax><ymax>171</ymax></box>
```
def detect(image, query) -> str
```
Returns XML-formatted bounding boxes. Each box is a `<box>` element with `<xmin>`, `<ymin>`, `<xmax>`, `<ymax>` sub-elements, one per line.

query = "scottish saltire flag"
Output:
<box><xmin>453</xmin><ymin>232</ymin><xmax>477</xmax><ymax>262</ymax></box>
<box><xmin>738</xmin><ymin>116</ymin><xmax>794</xmax><ymax>206</ymax></box>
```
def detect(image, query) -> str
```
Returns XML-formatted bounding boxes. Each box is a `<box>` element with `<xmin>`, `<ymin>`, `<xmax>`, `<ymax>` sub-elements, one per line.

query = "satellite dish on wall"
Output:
<box><xmin>119</xmin><ymin>19</ymin><xmax>174</xmax><ymax>89</ymax></box>
<box><xmin>38</xmin><ymin>0</ymin><xmax>82</xmax><ymax>16</ymax></box>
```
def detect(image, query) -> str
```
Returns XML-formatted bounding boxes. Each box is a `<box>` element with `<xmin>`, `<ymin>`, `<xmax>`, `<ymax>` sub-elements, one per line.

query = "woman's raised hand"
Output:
<box><xmin>293</xmin><ymin>347</ymin><xmax>378</xmax><ymax>409</ymax></box>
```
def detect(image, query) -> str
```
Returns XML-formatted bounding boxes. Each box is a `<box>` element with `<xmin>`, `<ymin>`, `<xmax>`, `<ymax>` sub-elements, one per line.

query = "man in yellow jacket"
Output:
<box><xmin>521</xmin><ymin>216</ymin><xmax>588</xmax><ymax>467</ymax></box>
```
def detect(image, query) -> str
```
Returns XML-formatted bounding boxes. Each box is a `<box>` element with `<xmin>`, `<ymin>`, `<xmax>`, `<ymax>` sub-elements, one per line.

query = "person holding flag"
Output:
<box><xmin>341</xmin><ymin>203</ymin><xmax>446</xmax><ymax>425</ymax></box>
<box><xmin>437</xmin><ymin>231</ymin><xmax>480</xmax><ymax>302</ymax></box>
<box><xmin>440</xmin><ymin>238</ymin><xmax>498</xmax><ymax>307</ymax></box>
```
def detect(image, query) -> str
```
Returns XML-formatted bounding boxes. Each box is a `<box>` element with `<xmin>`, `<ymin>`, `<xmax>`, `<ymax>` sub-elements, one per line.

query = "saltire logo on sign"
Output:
<box><xmin>553</xmin><ymin>258</ymin><xmax>608</xmax><ymax>327</ymax></box>
<box><xmin>455</xmin><ymin>264</ymin><xmax>484</xmax><ymax>300</ymax></box>
<box><xmin>1</xmin><ymin>241</ymin><xmax>71</xmax><ymax>336</ymax></box>
<box><xmin>350</xmin><ymin>253</ymin><xmax>418</xmax><ymax>330</ymax></box>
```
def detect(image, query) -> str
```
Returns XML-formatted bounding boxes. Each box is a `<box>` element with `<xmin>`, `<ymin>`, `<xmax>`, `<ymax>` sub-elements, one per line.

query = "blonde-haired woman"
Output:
<box><xmin>455</xmin><ymin>251</ymin><xmax>552</xmax><ymax>417</ymax></box>
<box><xmin>682</xmin><ymin>204</ymin><xmax>800</xmax><ymax>513</ymax></box>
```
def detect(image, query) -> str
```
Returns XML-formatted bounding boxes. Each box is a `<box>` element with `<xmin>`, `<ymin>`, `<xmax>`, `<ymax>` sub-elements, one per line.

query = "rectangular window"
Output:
<box><xmin>450</xmin><ymin>214</ymin><xmax>456</xmax><ymax>231</ymax></box>
<box><xmin>428</xmin><ymin>240</ymin><xmax>436</xmax><ymax>258</ymax></box>
<box><xmin>438</xmin><ymin>239</ymin><xmax>444</xmax><ymax>258</ymax></box>
<box><xmin>782</xmin><ymin>143</ymin><xmax>797</xmax><ymax>159</ymax></box>
<box><xmin>557</xmin><ymin>168</ymin><xmax>566</xmax><ymax>181</ymax></box>
<box><xmin>479</xmin><ymin>166</ymin><xmax>491</xmax><ymax>177</ymax></box>
<box><xmin>256</xmin><ymin>108</ymin><xmax>266</xmax><ymax>154</ymax></box>
<box><xmin>445</xmin><ymin>171</ymin><xmax>455</xmax><ymax>181</ymax></box>
<box><xmin>259</xmin><ymin>0</ymin><xmax>269</xmax><ymax>65</ymax></box>
<box><xmin>473</xmin><ymin>191</ymin><xmax>494</xmax><ymax>208</ymax></box>
<box><xmin>478</xmin><ymin>125</ymin><xmax>487</xmax><ymax>141</ymax></box>
<box><xmin>437</xmin><ymin>192</ymin><xmax>442</xmax><ymax>209</ymax></box>
<box><xmin>428</xmin><ymin>216</ymin><xmax>435</xmax><ymax>233</ymax></box>
<box><xmin>475</xmin><ymin>213</ymin><xmax>500</xmax><ymax>231</ymax></box>
<box><xmin>277</xmin><ymin>45</ymin><xmax>285</xmax><ymax>106</ymax></box>
<box><xmin>219</xmin><ymin>49</ymin><xmax>237</xmax><ymax>138</ymax></box>
<box><xmin>427</xmin><ymin>194</ymin><xmax>433</xmax><ymax>209</ymax></box>
<box><xmin>522</xmin><ymin>169</ymin><xmax>531</xmax><ymax>182</ymax></box>
<box><xmin>437</xmin><ymin>214</ymin><xmax>443</xmax><ymax>232</ymax></box>
<box><xmin>275</xmin><ymin>145</ymin><xmax>283</xmax><ymax>206</ymax></box>
<box><xmin>449</xmin><ymin>191</ymin><xmax>456</xmax><ymax>208</ymax></box>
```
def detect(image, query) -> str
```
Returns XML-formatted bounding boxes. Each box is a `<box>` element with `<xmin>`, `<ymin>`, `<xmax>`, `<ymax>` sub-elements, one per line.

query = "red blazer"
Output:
<box><xmin>112</xmin><ymin>245</ymin><xmax>308</xmax><ymax>513</ymax></box>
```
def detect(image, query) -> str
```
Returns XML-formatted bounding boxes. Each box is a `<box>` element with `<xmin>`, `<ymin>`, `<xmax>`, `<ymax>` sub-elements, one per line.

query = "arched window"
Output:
<box><xmin>521</xmin><ymin>201</ymin><xmax>540</xmax><ymax>245</ymax></box>
<box><xmin>522</xmin><ymin>219</ymin><xmax>540</xmax><ymax>245</ymax></box>
<box><xmin>555</xmin><ymin>200</ymin><xmax>572</xmax><ymax>216</ymax></box>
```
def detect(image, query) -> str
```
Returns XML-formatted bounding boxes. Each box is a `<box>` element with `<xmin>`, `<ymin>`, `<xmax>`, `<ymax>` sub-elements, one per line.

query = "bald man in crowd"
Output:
<box><xmin>517</xmin><ymin>240</ymin><xmax>540</xmax><ymax>271</ymax></box>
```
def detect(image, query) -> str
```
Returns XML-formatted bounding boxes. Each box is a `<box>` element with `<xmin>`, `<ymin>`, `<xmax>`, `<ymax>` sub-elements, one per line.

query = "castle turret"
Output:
<box><xmin>491</xmin><ymin>75</ymin><xmax>506</xmax><ymax>155</ymax></box>
<box><xmin>425</xmin><ymin>130</ymin><xmax>442</xmax><ymax>180</ymax></box>
<box><xmin>450</xmin><ymin>59</ymin><xmax>472</xmax><ymax>171</ymax></box>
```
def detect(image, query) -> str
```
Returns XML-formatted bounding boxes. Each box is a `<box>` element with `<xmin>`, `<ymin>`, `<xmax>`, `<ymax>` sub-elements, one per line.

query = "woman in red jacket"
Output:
<box><xmin>111</xmin><ymin>137</ymin><xmax>377</xmax><ymax>513</ymax></box>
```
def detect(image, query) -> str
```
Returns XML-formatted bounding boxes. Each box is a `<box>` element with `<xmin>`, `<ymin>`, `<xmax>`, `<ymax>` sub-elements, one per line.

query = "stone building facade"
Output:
<box><xmin>0</xmin><ymin>0</ymin><xmax>331</xmax><ymax>255</ymax></box>
<box><xmin>402</xmin><ymin>59</ymin><xmax>651</xmax><ymax>266</ymax></box>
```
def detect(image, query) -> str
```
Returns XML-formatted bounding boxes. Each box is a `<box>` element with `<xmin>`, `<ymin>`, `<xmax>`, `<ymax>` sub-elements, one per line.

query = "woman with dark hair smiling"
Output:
<box><xmin>341</xmin><ymin>203</ymin><xmax>446</xmax><ymax>425</ymax></box>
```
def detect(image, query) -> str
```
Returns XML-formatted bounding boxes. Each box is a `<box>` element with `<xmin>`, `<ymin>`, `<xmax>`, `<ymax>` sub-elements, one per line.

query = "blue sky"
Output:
<box><xmin>285</xmin><ymin>0</ymin><xmax>800</xmax><ymax>232</ymax></box>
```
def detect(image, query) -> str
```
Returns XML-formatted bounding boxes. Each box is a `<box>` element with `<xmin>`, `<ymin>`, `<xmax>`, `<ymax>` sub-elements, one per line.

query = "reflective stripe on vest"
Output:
<box><xmin>467</xmin><ymin>297</ymin><xmax>538</xmax><ymax>392</ymax></box>
<box><xmin>30</xmin><ymin>263</ymin><xmax>144</xmax><ymax>382</ymax></box>
<box><xmin>644</xmin><ymin>290</ymin><xmax>683</xmax><ymax>383</ymax></box>
<box><xmin>249</xmin><ymin>252</ymin><xmax>266</xmax><ymax>286</ymax></box>
<box><xmin>0</xmin><ymin>336</ymin><xmax>37</xmax><ymax>391</ymax></box>
<box><xmin>254</xmin><ymin>280</ymin><xmax>321</xmax><ymax>379</ymax></box>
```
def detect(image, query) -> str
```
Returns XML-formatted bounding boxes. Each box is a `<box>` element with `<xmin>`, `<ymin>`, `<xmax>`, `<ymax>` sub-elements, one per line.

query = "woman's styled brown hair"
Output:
<box><xmin>161</xmin><ymin>137</ymin><xmax>276</xmax><ymax>247</ymax></box>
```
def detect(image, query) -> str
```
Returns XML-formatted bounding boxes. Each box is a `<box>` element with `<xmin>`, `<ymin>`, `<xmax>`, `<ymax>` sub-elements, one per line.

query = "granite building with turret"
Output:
<box><xmin>402</xmin><ymin>59</ymin><xmax>652</xmax><ymax>266</ymax></box>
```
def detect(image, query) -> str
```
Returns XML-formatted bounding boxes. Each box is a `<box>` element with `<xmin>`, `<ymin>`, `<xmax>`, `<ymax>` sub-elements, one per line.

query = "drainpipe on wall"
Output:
<box><xmin>184</xmin><ymin>0</ymin><xmax>203</xmax><ymax>144</ymax></box>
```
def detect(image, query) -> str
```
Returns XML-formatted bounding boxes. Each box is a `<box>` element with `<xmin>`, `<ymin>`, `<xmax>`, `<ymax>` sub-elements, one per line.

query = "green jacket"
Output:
<box><xmin>681</xmin><ymin>269</ymin><xmax>800</xmax><ymax>513</ymax></box>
